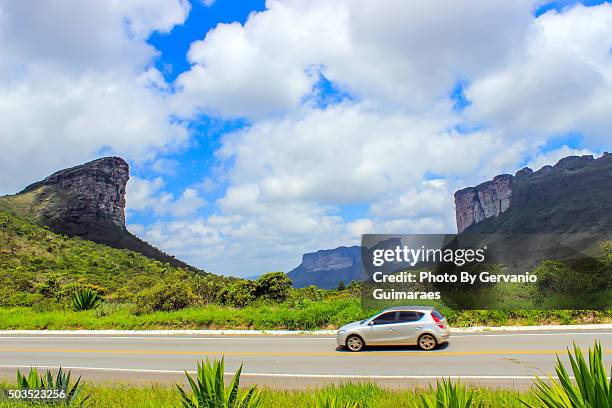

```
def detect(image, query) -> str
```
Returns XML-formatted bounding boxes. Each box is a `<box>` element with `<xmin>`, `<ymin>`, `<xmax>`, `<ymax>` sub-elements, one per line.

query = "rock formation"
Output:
<box><xmin>454</xmin><ymin>153</ymin><xmax>611</xmax><ymax>234</ymax></box>
<box><xmin>21</xmin><ymin>157</ymin><xmax>129</xmax><ymax>229</ymax></box>
<box><xmin>454</xmin><ymin>174</ymin><xmax>513</xmax><ymax>233</ymax></box>
<box><xmin>2</xmin><ymin>156</ymin><xmax>195</xmax><ymax>270</ymax></box>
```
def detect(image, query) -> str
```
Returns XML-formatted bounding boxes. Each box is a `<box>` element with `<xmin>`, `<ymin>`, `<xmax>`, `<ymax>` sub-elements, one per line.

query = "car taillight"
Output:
<box><xmin>431</xmin><ymin>312</ymin><xmax>445</xmax><ymax>328</ymax></box>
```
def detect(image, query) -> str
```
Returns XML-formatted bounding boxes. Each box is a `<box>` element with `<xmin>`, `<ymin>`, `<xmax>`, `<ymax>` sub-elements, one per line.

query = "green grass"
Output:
<box><xmin>0</xmin><ymin>301</ymin><xmax>609</xmax><ymax>330</ymax></box>
<box><xmin>0</xmin><ymin>382</ymin><xmax>540</xmax><ymax>408</ymax></box>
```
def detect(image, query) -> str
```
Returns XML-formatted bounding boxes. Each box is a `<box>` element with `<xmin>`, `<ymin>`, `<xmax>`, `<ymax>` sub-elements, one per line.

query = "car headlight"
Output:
<box><xmin>337</xmin><ymin>329</ymin><xmax>346</xmax><ymax>335</ymax></box>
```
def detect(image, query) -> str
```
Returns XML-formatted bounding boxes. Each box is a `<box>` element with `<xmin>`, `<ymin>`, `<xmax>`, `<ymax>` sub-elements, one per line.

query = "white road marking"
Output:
<box><xmin>0</xmin><ymin>364</ymin><xmax>579</xmax><ymax>379</ymax></box>
<box><xmin>454</xmin><ymin>332</ymin><xmax>612</xmax><ymax>338</ymax></box>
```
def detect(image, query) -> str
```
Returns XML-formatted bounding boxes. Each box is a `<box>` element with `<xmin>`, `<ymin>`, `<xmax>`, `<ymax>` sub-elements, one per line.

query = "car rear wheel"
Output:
<box><xmin>418</xmin><ymin>333</ymin><xmax>437</xmax><ymax>351</ymax></box>
<box><xmin>346</xmin><ymin>334</ymin><xmax>364</xmax><ymax>352</ymax></box>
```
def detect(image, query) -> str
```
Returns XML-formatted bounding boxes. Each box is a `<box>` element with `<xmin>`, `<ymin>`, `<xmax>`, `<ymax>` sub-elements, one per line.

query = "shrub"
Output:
<box><xmin>534</xmin><ymin>261</ymin><xmax>586</xmax><ymax>296</ymax></box>
<box><xmin>416</xmin><ymin>379</ymin><xmax>483</xmax><ymax>408</ymax></box>
<box><xmin>523</xmin><ymin>342</ymin><xmax>611</xmax><ymax>408</ymax></box>
<box><xmin>221</xmin><ymin>280</ymin><xmax>257</xmax><ymax>308</ymax></box>
<box><xmin>135</xmin><ymin>281</ymin><xmax>198</xmax><ymax>313</ymax></box>
<box><xmin>72</xmin><ymin>288</ymin><xmax>103</xmax><ymax>311</ymax></box>
<box><xmin>177</xmin><ymin>358</ymin><xmax>262</xmax><ymax>408</ymax></box>
<box><xmin>255</xmin><ymin>272</ymin><xmax>292</xmax><ymax>302</ymax></box>
<box><xmin>192</xmin><ymin>275</ymin><xmax>225</xmax><ymax>304</ymax></box>
<box><xmin>15</xmin><ymin>367</ymin><xmax>89</xmax><ymax>406</ymax></box>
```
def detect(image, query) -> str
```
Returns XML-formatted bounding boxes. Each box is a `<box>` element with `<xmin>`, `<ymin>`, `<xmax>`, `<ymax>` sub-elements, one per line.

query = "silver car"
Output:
<box><xmin>336</xmin><ymin>306</ymin><xmax>450</xmax><ymax>352</ymax></box>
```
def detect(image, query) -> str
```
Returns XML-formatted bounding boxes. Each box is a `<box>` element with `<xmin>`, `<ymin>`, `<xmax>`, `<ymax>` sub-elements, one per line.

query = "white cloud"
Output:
<box><xmin>127</xmin><ymin>179</ymin><xmax>207</xmax><ymax>218</ymax></box>
<box><xmin>173</xmin><ymin>0</ymin><xmax>537</xmax><ymax>119</ymax></box>
<box><xmin>126</xmin><ymin>176</ymin><xmax>165</xmax><ymax>212</ymax></box>
<box><xmin>465</xmin><ymin>3</ymin><xmax>612</xmax><ymax>148</ymax></box>
<box><xmin>151</xmin><ymin>158</ymin><xmax>180</xmax><ymax>175</ymax></box>
<box><xmin>156</xmin><ymin>188</ymin><xmax>207</xmax><ymax>217</ymax></box>
<box><xmin>0</xmin><ymin>0</ymin><xmax>190</xmax><ymax>194</ymax></box>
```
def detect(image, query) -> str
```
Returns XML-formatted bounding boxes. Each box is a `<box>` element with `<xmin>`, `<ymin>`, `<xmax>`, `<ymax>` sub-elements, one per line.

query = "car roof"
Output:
<box><xmin>382</xmin><ymin>306</ymin><xmax>435</xmax><ymax>312</ymax></box>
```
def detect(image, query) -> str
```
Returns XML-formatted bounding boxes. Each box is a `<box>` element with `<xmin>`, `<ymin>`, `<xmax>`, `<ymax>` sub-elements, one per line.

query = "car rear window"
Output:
<box><xmin>397</xmin><ymin>311</ymin><xmax>424</xmax><ymax>322</ymax></box>
<box><xmin>432</xmin><ymin>309</ymin><xmax>445</xmax><ymax>320</ymax></box>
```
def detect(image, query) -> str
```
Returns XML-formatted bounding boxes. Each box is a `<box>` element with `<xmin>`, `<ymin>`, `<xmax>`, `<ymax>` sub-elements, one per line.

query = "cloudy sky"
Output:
<box><xmin>0</xmin><ymin>0</ymin><xmax>610</xmax><ymax>277</ymax></box>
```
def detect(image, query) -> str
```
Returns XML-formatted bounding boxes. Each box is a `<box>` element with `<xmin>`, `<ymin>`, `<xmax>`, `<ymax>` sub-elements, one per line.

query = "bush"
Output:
<box><xmin>417</xmin><ymin>379</ymin><xmax>483</xmax><ymax>408</ymax></box>
<box><xmin>177</xmin><ymin>358</ymin><xmax>262</xmax><ymax>408</ymax></box>
<box><xmin>221</xmin><ymin>280</ymin><xmax>257</xmax><ymax>307</ymax></box>
<box><xmin>192</xmin><ymin>274</ymin><xmax>225</xmax><ymax>304</ymax></box>
<box><xmin>255</xmin><ymin>272</ymin><xmax>292</xmax><ymax>302</ymax></box>
<box><xmin>135</xmin><ymin>280</ymin><xmax>198</xmax><ymax>313</ymax></box>
<box><xmin>72</xmin><ymin>288</ymin><xmax>103</xmax><ymax>311</ymax></box>
<box><xmin>15</xmin><ymin>367</ymin><xmax>89</xmax><ymax>406</ymax></box>
<box><xmin>534</xmin><ymin>261</ymin><xmax>587</xmax><ymax>296</ymax></box>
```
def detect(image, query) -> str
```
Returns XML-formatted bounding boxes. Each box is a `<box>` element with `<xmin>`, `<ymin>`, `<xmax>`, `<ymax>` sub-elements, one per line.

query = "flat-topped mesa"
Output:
<box><xmin>21</xmin><ymin>156</ymin><xmax>129</xmax><ymax>229</ymax></box>
<box><xmin>454</xmin><ymin>174</ymin><xmax>513</xmax><ymax>233</ymax></box>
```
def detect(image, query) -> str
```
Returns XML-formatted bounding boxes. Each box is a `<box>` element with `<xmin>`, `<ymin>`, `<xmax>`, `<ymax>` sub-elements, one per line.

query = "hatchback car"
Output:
<box><xmin>336</xmin><ymin>306</ymin><xmax>450</xmax><ymax>352</ymax></box>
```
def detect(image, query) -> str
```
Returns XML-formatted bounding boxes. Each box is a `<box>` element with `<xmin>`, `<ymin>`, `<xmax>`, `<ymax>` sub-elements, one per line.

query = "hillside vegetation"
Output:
<box><xmin>0</xmin><ymin>201</ymin><xmax>610</xmax><ymax>330</ymax></box>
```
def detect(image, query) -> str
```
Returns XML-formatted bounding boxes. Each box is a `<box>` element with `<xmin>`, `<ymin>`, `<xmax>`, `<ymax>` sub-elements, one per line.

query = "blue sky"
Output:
<box><xmin>0</xmin><ymin>0</ymin><xmax>610</xmax><ymax>277</ymax></box>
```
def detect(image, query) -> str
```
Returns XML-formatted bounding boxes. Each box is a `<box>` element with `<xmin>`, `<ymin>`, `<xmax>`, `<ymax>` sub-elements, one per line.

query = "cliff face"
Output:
<box><xmin>454</xmin><ymin>174</ymin><xmax>513</xmax><ymax>233</ymax></box>
<box><xmin>2</xmin><ymin>157</ymin><xmax>196</xmax><ymax>270</ymax></box>
<box><xmin>21</xmin><ymin>157</ymin><xmax>129</xmax><ymax>229</ymax></box>
<box><xmin>288</xmin><ymin>246</ymin><xmax>365</xmax><ymax>289</ymax></box>
<box><xmin>454</xmin><ymin>153</ymin><xmax>612</xmax><ymax>234</ymax></box>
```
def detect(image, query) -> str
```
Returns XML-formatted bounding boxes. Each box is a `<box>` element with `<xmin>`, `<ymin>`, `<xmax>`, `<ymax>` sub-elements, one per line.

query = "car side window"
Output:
<box><xmin>397</xmin><ymin>311</ymin><xmax>424</xmax><ymax>323</ymax></box>
<box><xmin>372</xmin><ymin>312</ymin><xmax>397</xmax><ymax>325</ymax></box>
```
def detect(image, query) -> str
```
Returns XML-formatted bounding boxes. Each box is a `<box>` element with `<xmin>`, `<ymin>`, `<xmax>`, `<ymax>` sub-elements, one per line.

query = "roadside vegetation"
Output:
<box><xmin>0</xmin><ymin>208</ymin><xmax>610</xmax><ymax>330</ymax></box>
<box><xmin>1</xmin><ymin>342</ymin><xmax>609</xmax><ymax>407</ymax></box>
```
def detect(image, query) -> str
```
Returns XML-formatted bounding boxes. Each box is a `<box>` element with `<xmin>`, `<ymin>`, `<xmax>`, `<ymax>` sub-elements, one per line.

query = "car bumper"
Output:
<box><xmin>336</xmin><ymin>332</ymin><xmax>349</xmax><ymax>346</ymax></box>
<box><xmin>437</xmin><ymin>329</ymin><xmax>451</xmax><ymax>343</ymax></box>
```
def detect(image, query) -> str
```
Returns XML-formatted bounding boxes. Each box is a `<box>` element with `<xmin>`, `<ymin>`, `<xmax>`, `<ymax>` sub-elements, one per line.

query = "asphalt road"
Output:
<box><xmin>0</xmin><ymin>330</ymin><xmax>610</xmax><ymax>389</ymax></box>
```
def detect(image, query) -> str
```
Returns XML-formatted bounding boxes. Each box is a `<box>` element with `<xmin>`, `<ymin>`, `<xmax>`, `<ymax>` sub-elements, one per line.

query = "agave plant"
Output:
<box><xmin>315</xmin><ymin>393</ymin><xmax>359</xmax><ymax>408</ymax></box>
<box><xmin>522</xmin><ymin>342</ymin><xmax>611</xmax><ymax>408</ymax></box>
<box><xmin>176</xmin><ymin>358</ymin><xmax>262</xmax><ymax>408</ymax></box>
<box><xmin>416</xmin><ymin>379</ymin><xmax>483</xmax><ymax>408</ymax></box>
<box><xmin>16</xmin><ymin>367</ymin><xmax>90</xmax><ymax>406</ymax></box>
<box><xmin>72</xmin><ymin>288</ymin><xmax>102</xmax><ymax>311</ymax></box>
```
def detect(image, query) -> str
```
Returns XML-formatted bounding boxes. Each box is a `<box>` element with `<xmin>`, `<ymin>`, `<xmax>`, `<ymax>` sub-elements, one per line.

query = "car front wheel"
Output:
<box><xmin>418</xmin><ymin>333</ymin><xmax>437</xmax><ymax>351</ymax></box>
<box><xmin>346</xmin><ymin>334</ymin><xmax>364</xmax><ymax>352</ymax></box>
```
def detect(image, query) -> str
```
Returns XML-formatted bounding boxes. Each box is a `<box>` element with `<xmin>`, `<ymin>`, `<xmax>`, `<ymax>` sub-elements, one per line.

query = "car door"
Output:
<box><xmin>391</xmin><ymin>311</ymin><xmax>425</xmax><ymax>345</ymax></box>
<box><xmin>365</xmin><ymin>311</ymin><xmax>398</xmax><ymax>344</ymax></box>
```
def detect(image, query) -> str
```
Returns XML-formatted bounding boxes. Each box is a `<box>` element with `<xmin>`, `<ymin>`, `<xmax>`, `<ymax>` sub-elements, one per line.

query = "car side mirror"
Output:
<box><xmin>368</xmin><ymin>321</ymin><xmax>375</xmax><ymax>326</ymax></box>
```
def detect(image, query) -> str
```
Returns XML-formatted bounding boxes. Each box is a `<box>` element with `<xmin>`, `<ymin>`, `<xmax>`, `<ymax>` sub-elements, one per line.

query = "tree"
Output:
<box><xmin>255</xmin><ymin>272</ymin><xmax>292</xmax><ymax>302</ymax></box>
<box><xmin>336</xmin><ymin>281</ymin><xmax>346</xmax><ymax>291</ymax></box>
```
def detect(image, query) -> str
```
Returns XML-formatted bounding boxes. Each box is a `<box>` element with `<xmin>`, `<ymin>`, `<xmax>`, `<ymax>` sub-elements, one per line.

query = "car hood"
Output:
<box><xmin>338</xmin><ymin>321</ymin><xmax>364</xmax><ymax>331</ymax></box>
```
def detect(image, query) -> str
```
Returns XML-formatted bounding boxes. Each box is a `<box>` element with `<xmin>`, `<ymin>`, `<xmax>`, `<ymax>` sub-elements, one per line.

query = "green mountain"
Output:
<box><xmin>455</xmin><ymin>153</ymin><xmax>612</xmax><ymax>235</ymax></box>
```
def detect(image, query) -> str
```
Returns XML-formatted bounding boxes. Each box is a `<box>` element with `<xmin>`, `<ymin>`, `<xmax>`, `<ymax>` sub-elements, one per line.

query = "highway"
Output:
<box><xmin>0</xmin><ymin>330</ymin><xmax>610</xmax><ymax>389</ymax></box>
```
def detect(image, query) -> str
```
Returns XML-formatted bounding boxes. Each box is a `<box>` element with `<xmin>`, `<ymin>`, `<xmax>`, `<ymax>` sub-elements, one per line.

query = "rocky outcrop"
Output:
<box><xmin>5</xmin><ymin>157</ymin><xmax>196</xmax><ymax>270</ymax></box>
<box><xmin>21</xmin><ymin>157</ymin><xmax>129</xmax><ymax>229</ymax></box>
<box><xmin>288</xmin><ymin>246</ymin><xmax>365</xmax><ymax>289</ymax></box>
<box><xmin>454</xmin><ymin>153</ymin><xmax>612</xmax><ymax>234</ymax></box>
<box><xmin>454</xmin><ymin>174</ymin><xmax>513</xmax><ymax>233</ymax></box>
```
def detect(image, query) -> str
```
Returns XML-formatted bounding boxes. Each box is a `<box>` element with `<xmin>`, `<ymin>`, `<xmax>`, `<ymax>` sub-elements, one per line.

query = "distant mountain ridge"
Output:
<box><xmin>288</xmin><ymin>246</ymin><xmax>364</xmax><ymax>289</ymax></box>
<box><xmin>0</xmin><ymin>157</ymin><xmax>196</xmax><ymax>270</ymax></box>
